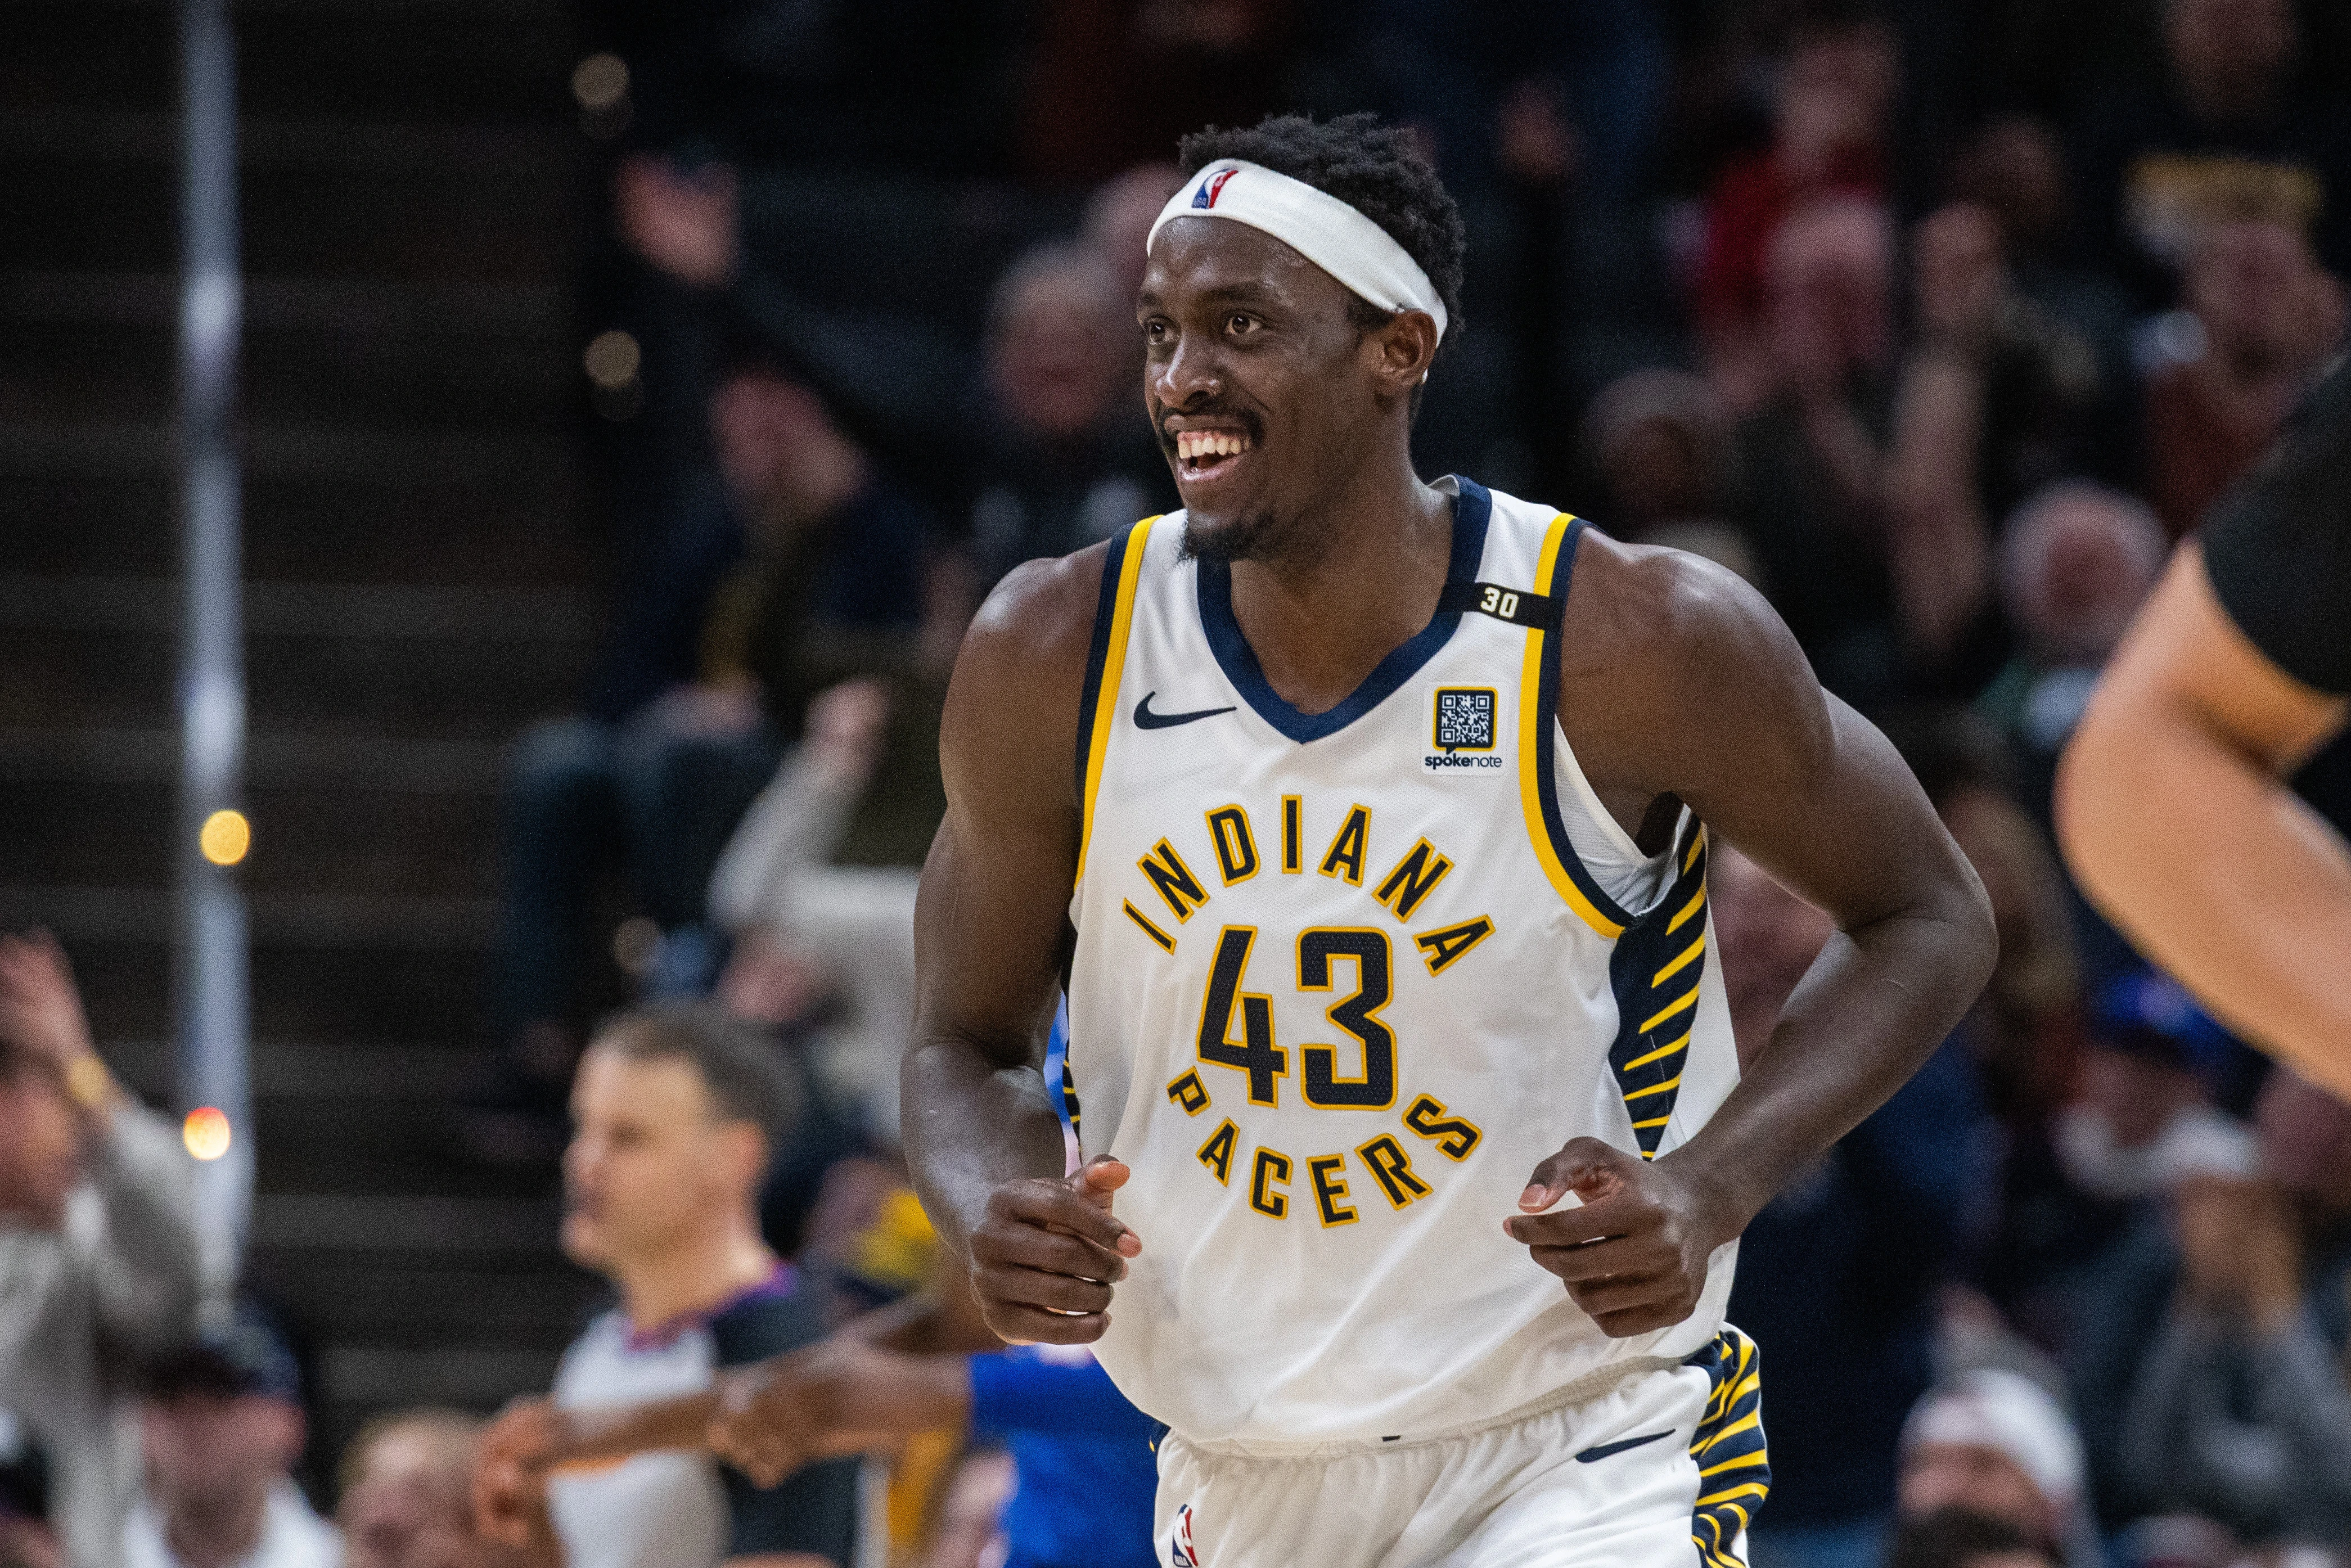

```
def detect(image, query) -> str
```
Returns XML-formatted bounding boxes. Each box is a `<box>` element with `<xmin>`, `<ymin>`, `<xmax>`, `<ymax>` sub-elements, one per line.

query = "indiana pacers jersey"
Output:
<box><xmin>1062</xmin><ymin>476</ymin><xmax>1744</xmax><ymax>1447</ymax></box>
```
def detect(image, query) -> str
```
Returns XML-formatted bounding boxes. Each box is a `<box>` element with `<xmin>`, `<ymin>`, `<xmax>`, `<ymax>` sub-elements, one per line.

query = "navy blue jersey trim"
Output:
<box><xmin>1529</xmin><ymin>517</ymin><xmax>1637</xmax><ymax>931</ymax></box>
<box><xmin>1073</xmin><ymin>526</ymin><xmax>1136</xmax><ymax>800</ymax></box>
<box><xmin>1195</xmin><ymin>478</ymin><xmax>1493</xmax><ymax>744</ymax></box>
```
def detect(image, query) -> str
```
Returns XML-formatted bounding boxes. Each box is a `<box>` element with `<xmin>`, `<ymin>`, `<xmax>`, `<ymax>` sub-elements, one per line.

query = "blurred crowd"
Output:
<box><xmin>5</xmin><ymin>0</ymin><xmax>2350</xmax><ymax>1566</ymax></box>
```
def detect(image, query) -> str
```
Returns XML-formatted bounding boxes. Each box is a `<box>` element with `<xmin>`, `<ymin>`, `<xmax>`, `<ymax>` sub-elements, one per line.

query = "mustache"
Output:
<box><xmin>1154</xmin><ymin>405</ymin><xmax>1264</xmax><ymax>456</ymax></box>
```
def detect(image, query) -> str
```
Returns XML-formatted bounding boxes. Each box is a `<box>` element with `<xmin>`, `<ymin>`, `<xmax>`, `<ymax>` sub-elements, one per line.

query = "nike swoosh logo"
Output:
<box><xmin>1133</xmin><ymin>692</ymin><xmax>1237</xmax><ymax>730</ymax></box>
<box><xmin>1574</xmin><ymin>1430</ymin><xmax>1675</xmax><ymax>1463</ymax></box>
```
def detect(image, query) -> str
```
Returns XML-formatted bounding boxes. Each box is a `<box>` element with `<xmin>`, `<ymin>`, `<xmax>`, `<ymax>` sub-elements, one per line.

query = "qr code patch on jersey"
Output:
<box><xmin>1433</xmin><ymin>687</ymin><xmax>1496</xmax><ymax>751</ymax></box>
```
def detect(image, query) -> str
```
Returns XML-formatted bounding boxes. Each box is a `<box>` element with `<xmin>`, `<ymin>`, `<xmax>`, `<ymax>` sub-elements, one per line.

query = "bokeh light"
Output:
<box><xmin>199</xmin><ymin>808</ymin><xmax>250</xmax><ymax>866</ymax></box>
<box><xmin>571</xmin><ymin>53</ymin><xmax>629</xmax><ymax>113</ymax></box>
<box><xmin>183</xmin><ymin>1106</ymin><xmax>232</xmax><ymax>1161</ymax></box>
<box><xmin>584</xmin><ymin>330</ymin><xmax>642</xmax><ymax>391</ymax></box>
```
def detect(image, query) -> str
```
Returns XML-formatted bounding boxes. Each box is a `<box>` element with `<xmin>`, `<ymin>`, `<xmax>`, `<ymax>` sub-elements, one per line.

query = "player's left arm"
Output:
<box><xmin>1508</xmin><ymin>538</ymin><xmax>1996</xmax><ymax>1336</ymax></box>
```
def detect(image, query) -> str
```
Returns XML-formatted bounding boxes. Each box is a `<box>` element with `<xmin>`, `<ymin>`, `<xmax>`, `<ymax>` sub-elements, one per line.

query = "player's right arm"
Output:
<box><xmin>902</xmin><ymin>546</ymin><xmax>1142</xmax><ymax>1345</ymax></box>
<box><xmin>2057</xmin><ymin>543</ymin><xmax>2351</xmax><ymax>1094</ymax></box>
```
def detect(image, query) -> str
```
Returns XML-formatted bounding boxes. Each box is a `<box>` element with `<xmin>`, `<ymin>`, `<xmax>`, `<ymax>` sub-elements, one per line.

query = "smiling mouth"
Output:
<box><xmin>1172</xmin><ymin>427</ymin><xmax>1254</xmax><ymax>482</ymax></box>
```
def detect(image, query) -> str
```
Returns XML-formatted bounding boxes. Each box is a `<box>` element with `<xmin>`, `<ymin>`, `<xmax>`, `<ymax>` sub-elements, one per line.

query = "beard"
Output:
<box><xmin>1179</xmin><ymin>507</ymin><xmax>1289</xmax><ymax>564</ymax></box>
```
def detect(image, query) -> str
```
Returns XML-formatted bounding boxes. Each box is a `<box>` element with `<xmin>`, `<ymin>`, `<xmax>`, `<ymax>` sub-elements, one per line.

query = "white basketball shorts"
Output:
<box><xmin>1153</xmin><ymin>1328</ymin><xmax>1766</xmax><ymax>1568</ymax></box>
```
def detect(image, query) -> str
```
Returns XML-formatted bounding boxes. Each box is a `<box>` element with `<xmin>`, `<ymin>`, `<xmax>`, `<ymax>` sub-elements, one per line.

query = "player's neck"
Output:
<box><xmin>615</xmin><ymin>1223</ymin><xmax>777</xmax><ymax>1333</ymax></box>
<box><xmin>1226</xmin><ymin>457</ymin><xmax>1454</xmax><ymax>716</ymax></box>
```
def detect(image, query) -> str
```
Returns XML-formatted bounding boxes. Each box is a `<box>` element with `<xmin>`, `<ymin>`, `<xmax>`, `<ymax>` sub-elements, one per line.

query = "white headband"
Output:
<box><xmin>1146</xmin><ymin>159</ymin><xmax>1448</xmax><ymax>341</ymax></box>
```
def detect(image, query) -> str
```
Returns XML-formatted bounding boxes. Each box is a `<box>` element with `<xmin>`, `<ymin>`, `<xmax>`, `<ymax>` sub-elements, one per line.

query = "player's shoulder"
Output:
<box><xmin>965</xmin><ymin>539</ymin><xmax>1114</xmax><ymax>670</ymax></box>
<box><xmin>1559</xmin><ymin>522</ymin><xmax>1783</xmax><ymax>684</ymax></box>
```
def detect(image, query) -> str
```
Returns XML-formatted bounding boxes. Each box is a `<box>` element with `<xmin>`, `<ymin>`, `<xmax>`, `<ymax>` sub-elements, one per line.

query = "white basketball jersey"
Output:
<box><xmin>1064</xmin><ymin>477</ymin><xmax>1743</xmax><ymax>1447</ymax></box>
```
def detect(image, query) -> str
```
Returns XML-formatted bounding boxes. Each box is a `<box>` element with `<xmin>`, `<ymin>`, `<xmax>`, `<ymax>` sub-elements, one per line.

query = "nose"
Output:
<box><xmin>1154</xmin><ymin>327</ymin><xmax>1222</xmax><ymax>410</ymax></box>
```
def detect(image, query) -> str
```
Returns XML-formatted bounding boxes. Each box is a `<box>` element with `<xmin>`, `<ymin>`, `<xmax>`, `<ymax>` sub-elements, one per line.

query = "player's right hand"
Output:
<box><xmin>965</xmin><ymin>1155</ymin><xmax>1141</xmax><ymax>1345</ymax></box>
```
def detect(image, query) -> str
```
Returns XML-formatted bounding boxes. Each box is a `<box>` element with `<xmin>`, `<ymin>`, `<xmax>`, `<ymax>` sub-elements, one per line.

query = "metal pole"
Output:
<box><xmin>175</xmin><ymin>0</ymin><xmax>253</xmax><ymax>1303</ymax></box>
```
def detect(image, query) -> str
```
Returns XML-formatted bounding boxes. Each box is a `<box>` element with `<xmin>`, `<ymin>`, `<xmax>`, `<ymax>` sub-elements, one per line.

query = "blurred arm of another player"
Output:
<box><xmin>1506</xmin><ymin>535</ymin><xmax>1999</xmax><ymax>1335</ymax></box>
<box><xmin>474</xmin><ymin>1247</ymin><xmax>1004</xmax><ymax>1526</ymax></box>
<box><xmin>900</xmin><ymin>548</ymin><xmax>1143</xmax><ymax>1346</ymax></box>
<box><xmin>2057</xmin><ymin>543</ymin><xmax>2350</xmax><ymax>1094</ymax></box>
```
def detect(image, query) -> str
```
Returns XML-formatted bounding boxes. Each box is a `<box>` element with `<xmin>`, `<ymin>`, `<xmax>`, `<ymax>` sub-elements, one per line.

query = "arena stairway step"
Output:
<box><xmin>1</xmin><ymin>0</ymin><xmax>607</xmax><ymax>1476</ymax></box>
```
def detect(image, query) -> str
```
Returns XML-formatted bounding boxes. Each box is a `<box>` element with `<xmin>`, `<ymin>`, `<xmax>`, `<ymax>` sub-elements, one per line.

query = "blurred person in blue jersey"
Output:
<box><xmin>477</xmin><ymin>1002</ymin><xmax>859</xmax><ymax>1568</ymax></box>
<box><xmin>0</xmin><ymin>931</ymin><xmax>202</xmax><ymax>1568</ymax></box>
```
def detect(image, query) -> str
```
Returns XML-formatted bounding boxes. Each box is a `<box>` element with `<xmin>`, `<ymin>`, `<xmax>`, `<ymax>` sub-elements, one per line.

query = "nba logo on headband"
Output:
<box><xmin>1192</xmin><ymin>168</ymin><xmax>1238</xmax><ymax>210</ymax></box>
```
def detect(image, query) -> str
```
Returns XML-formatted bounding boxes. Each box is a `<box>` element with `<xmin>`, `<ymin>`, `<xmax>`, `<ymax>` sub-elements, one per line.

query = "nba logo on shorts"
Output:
<box><xmin>1169</xmin><ymin>1503</ymin><xmax>1201</xmax><ymax>1566</ymax></box>
<box><xmin>1193</xmin><ymin>168</ymin><xmax>1238</xmax><ymax>209</ymax></box>
<box><xmin>1433</xmin><ymin>688</ymin><xmax>1496</xmax><ymax>751</ymax></box>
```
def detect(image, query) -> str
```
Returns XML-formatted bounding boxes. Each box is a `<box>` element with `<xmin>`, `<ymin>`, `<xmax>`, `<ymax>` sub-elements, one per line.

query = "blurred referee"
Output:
<box><xmin>2060</xmin><ymin>355</ymin><xmax>2351</xmax><ymax>1098</ymax></box>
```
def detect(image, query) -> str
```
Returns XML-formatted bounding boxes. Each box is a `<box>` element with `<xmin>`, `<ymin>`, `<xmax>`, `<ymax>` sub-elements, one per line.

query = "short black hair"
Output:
<box><xmin>594</xmin><ymin>1001</ymin><xmax>801</xmax><ymax>1156</ymax></box>
<box><xmin>1177</xmin><ymin>112</ymin><xmax>1467</xmax><ymax>353</ymax></box>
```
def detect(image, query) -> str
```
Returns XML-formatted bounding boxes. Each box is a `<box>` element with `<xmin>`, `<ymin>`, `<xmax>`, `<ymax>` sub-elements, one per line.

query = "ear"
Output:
<box><xmin>1366</xmin><ymin>308</ymin><xmax>1441</xmax><ymax>398</ymax></box>
<box><xmin>715</xmin><ymin>1119</ymin><xmax>771</xmax><ymax>1198</ymax></box>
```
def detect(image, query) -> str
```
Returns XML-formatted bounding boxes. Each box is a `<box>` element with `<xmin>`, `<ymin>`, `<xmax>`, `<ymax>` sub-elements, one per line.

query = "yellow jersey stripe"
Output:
<box><xmin>1665</xmin><ymin>884</ymin><xmax>1707</xmax><ymax>934</ymax></box>
<box><xmin>1516</xmin><ymin>513</ymin><xmax>1624</xmax><ymax>939</ymax></box>
<box><xmin>1620</xmin><ymin>1029</ymin><xmax>1691</xmax><ymax>1073</ymax></box>
<box><xmin>1623</xmin><ymin>1073</ymin><xmax>1683</xmax><ymax>1101</ymax></box>
<box><xmin>1638</xmin><ymin>986</ymin><xmax>1699</xmax><ymax>1034</ymax></box>
<box><xmin>1076</xmin><ymin>517</ymin><xmax>1156</xmax><ymax>882</ymax></box>
<box><xmin>1652</xmin><ymin>932</ymin><xmax>1706</xmax><ymax>986</ymax></box>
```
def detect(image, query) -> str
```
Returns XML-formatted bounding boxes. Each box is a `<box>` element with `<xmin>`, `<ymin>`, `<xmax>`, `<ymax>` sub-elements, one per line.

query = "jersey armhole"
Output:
<box><xmin>1073</xmin><ymin>517</ymin><xmax>1159</xmax><ymax>885</ymax></box>
<box><xmin>1516</xmin><ymin>515</ymin><xmax>1638</xmax><ymax>938</ymax></box>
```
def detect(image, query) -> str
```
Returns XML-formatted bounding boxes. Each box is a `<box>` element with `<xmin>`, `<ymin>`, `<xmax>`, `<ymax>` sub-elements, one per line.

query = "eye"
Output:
<box><xmin>1226</xmin><ymin>313</ymin><xmax>1257</xmax><ymax>336</ymax></box>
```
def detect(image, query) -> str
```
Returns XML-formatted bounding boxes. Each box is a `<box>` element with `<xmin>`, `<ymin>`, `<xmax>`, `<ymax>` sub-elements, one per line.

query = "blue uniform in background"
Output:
<box><xmin>971</xmin><ymin>1346</ymin><xmax>1161</xmax><ymax>1568</ymax></box>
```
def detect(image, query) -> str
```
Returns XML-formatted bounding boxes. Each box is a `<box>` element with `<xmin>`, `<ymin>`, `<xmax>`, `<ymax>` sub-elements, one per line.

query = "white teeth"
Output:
<box><xmin>1176</xmin><ymin>431</ymin><xmax>1249</xmax><ymax>462</ymax></box>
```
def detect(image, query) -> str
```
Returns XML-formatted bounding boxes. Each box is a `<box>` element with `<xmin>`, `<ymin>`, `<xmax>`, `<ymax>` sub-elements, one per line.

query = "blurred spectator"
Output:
<box><xmin>1976</xmin><ymin>483</ymin><xmax>2168</xmax><ymax>816</ymax></box>
<box><xmin>336</xmin><ymin>1411</ymin><xmax>484</xmax><ymax>1568</ymax></box>
<box><xmin>2055</xmin><ymin>976</ymin><xmax>2248</xmax><ymax>1210</ymax></box>
<box><xmin>2071</xmin><ymin>0</ymin><xmax>2351</xmax><ymax>299</ymax></box>
<box><xmin>1697</xmin><ymin>15</ymin><xmax>1899</xmax><ymax>408</ymax></box>
<box><xmin>2111</xmin><ymin>1165</ymin><xmax>2351</xmax><ymax>1544</ymax></box>
<box><xmin>1897</xmin><ymin>1369</ymin><xmax>2097</xmax><ymax>1566</ymax></box>
<box><xmin>1942</xmin><ymin>114</ymin><xmax>2138</xmax><ymax>467</ymax></box>
<box><xmin>963</xmin><ymin>244</ymin><xmax>1168</xmax><ymax>588</ymax></box>
<box><xmin>125</xmin><ymin>1308</ymin><xmax>339</xmax><ymax>1568</ymax></box>
<box><xmin>1717</xmin><ymin>848</ymin><xmax>1987</xmax><ymax>1568</ymax></box>
<box><xmin>1733</xmin><ymin>196</ymin><xmax>1901</xmax><ymax>707</ymax></box>
<box><xmin>2091</xmin><ymin>1067</ymin><xmax>2351</xmax><ymax>1546</ymax></box>
<box><xmin>481</xmin><ymin>1003</ymin><xmax>858</xmax><ymax>1568</ymax></box>
<box><xmin>1082</xmin><ymin>164</ymin><xmax>1185</xmax><ymax>301</ymax></box>
<box><xmin>0</xmin><ymin>932</ymin><xmax>201</xmax><ymax>1568</ymax></box>
<box><xmin>1882</xmin><ymin>204</ymin><xmax>2113</xmax><ymax>687</ymax></box>
<box><xmin>708</xmin><ymin>681</ymin><xmax>912</xmax><ymax>1144</ymax></box>
<box><xmin>2140</xmin><ymin>219</ymin><xmax>2344</xmax><ymax>539</ymax></box>
<box><xmin>489</xmin><ymin>350</ymin><xmax>940</xmax><ymax>1149</ymax></box>
<box><xmin>1883</xmin><ymin>1506</ymin><xmax>2058</xmax><ymax>1568</ymax></box>
<box><xmin>1582</xmin><ymin>368</ymin><xmax>1762</xmax><ymax>587</ymax></box>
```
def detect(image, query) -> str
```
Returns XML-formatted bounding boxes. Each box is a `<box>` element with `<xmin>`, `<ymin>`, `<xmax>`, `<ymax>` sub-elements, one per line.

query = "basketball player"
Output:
<box><xmin>2059</xmin><ymin>358</ymin><xmax>2351</xmax><ymax>1097</ymax></box>
<box><xmin>903</xmin><ymin>114</ymin><xmax>1995</xmax><ymax>1567</ymax></box>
